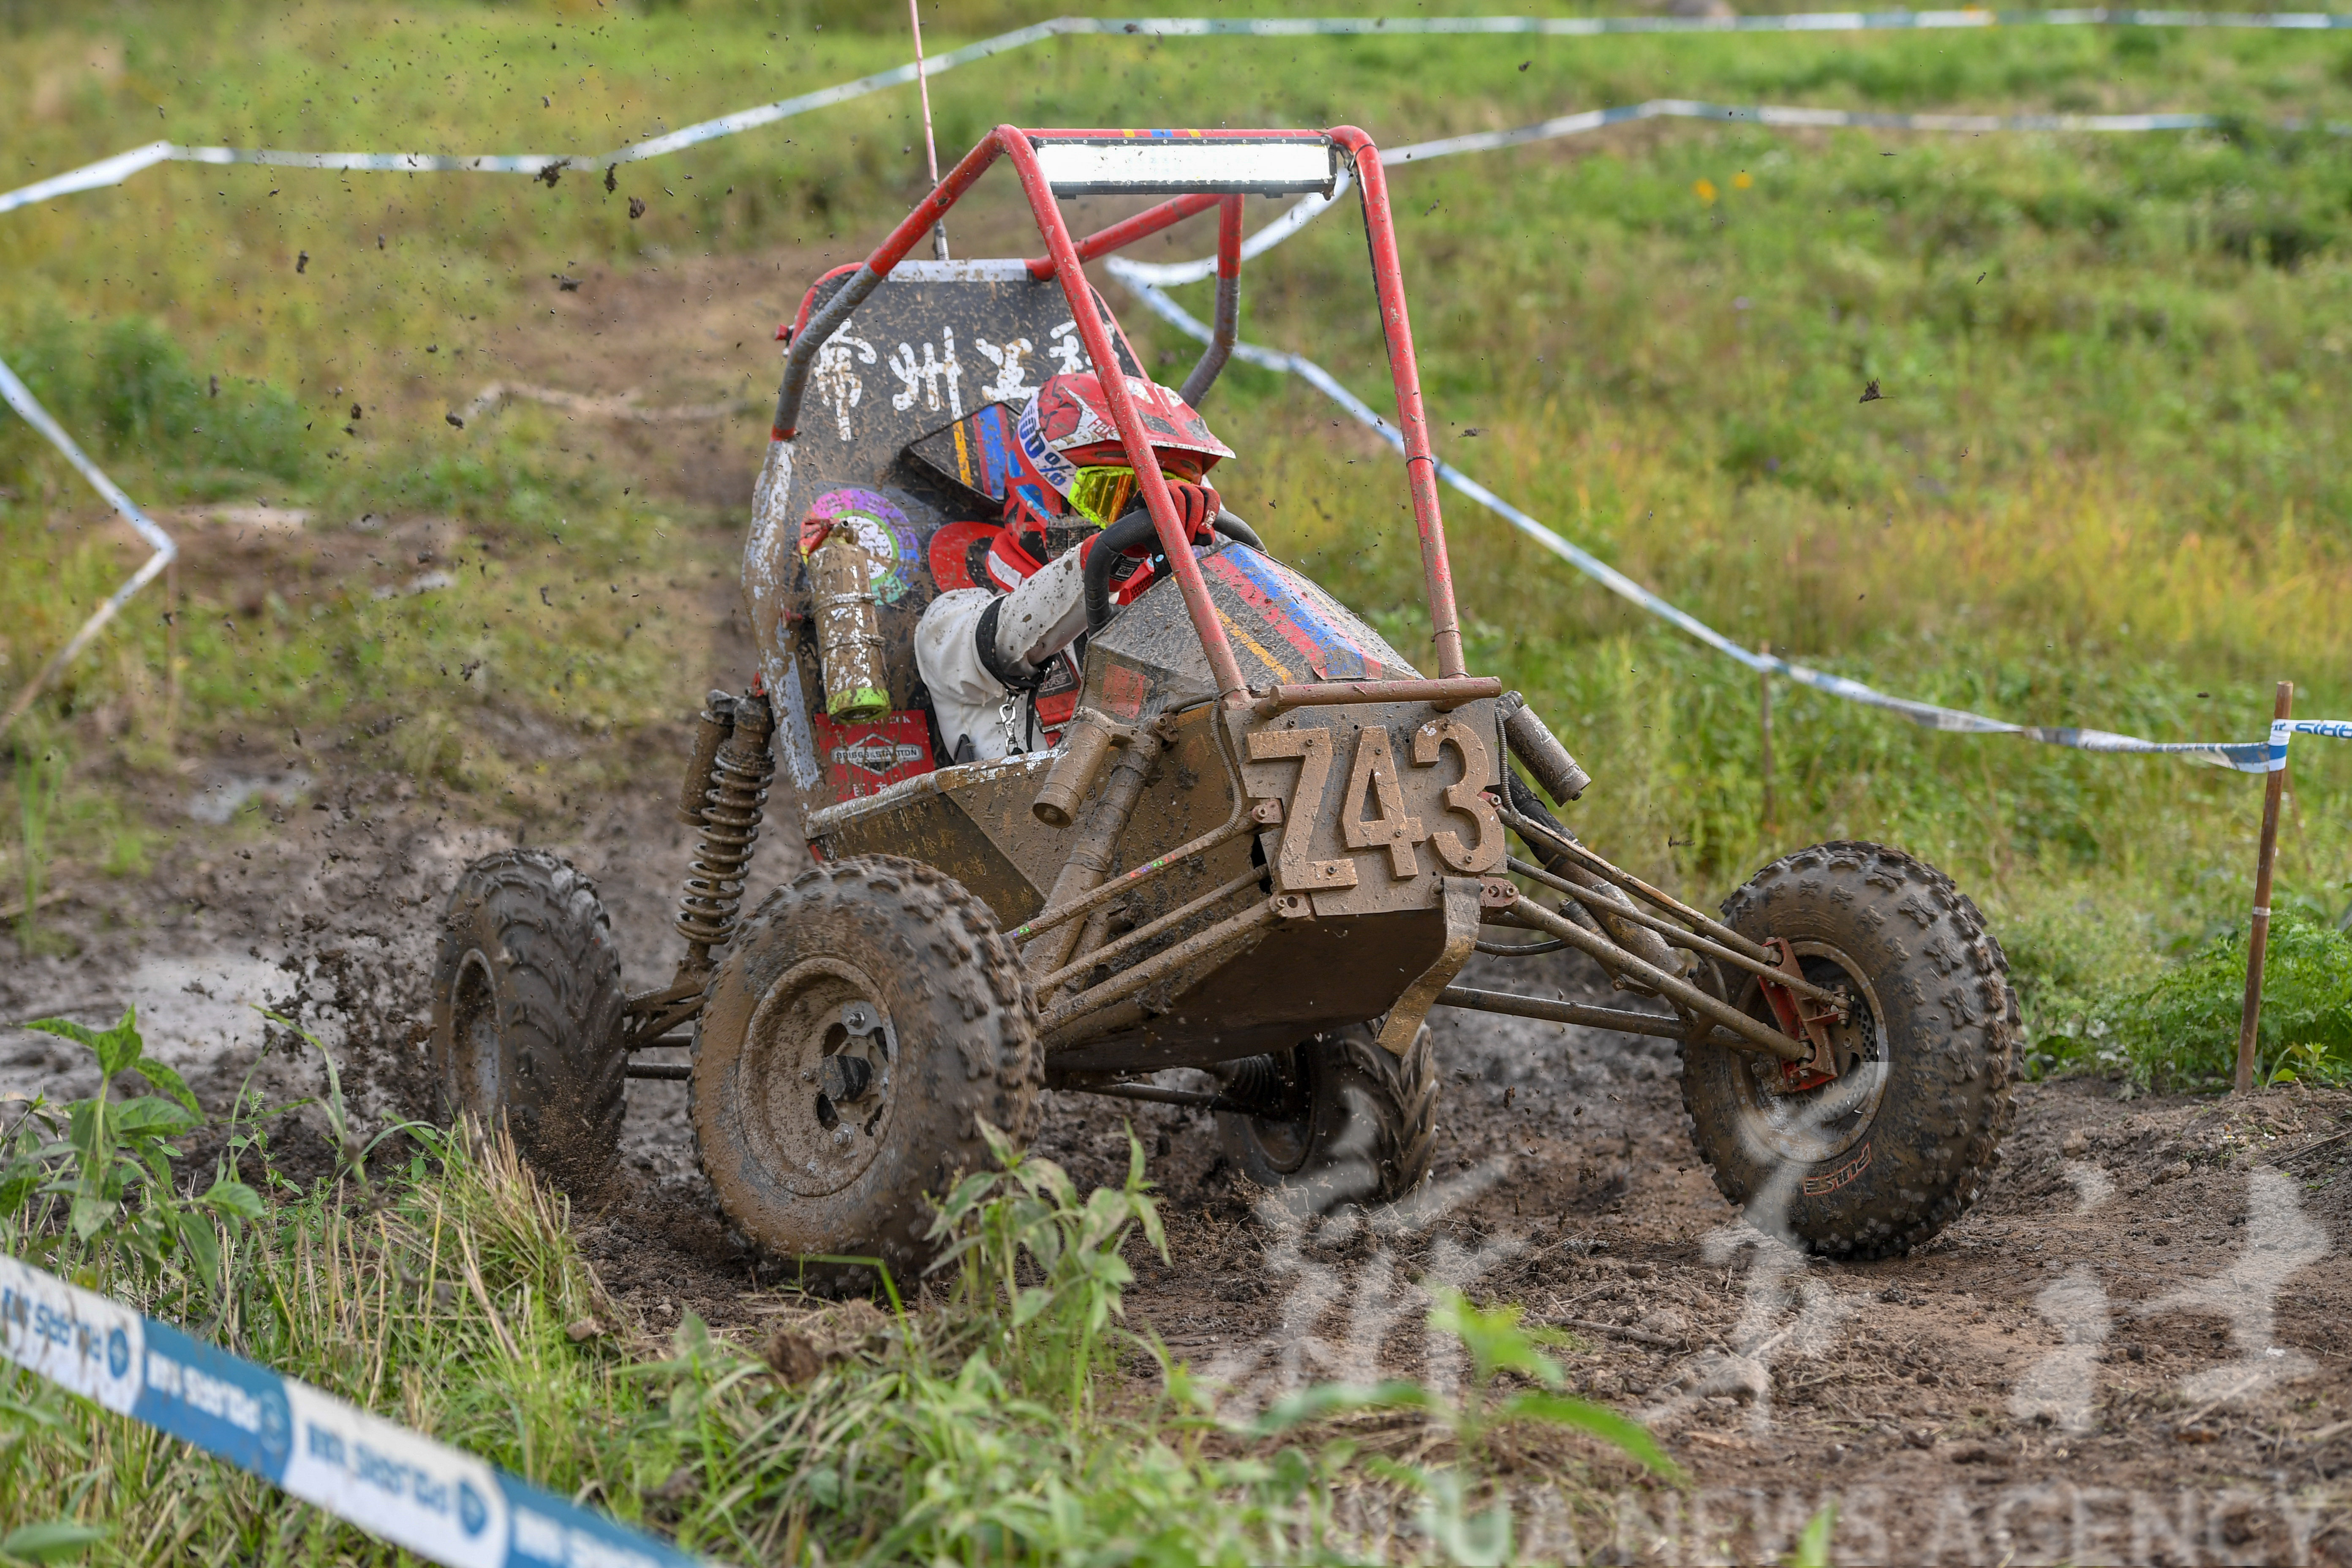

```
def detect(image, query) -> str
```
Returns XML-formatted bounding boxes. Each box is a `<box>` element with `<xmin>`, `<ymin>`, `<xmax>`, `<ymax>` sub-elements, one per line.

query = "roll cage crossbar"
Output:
<box><xmin>768</xmin><ymin>125</ymin><xmax>1493</xmax><ymax>711</ymax></box>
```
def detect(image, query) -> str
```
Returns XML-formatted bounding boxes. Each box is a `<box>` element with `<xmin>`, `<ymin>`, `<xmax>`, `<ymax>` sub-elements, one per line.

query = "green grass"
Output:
<box><xmin>0</xmin><ymin>1018</ymin><xmax>1668</xmax><ymax>1565</ymax></box>
<box><xmin>8</xmin><ymin>2</ymin><xmax>2352</xmax><ymax>1549</ymax></box>
<box><xmin>2031</xmin><ymin>911</ymin><xmax>2352</xmax><ymax>1090</ymax></box>
<box><xmin>3</xmin><ymin>8</ymin><xmax>2345</xmax><ymax>1006</ymax></box>
<box><xmin>11</xmin><ymin>3</ymin><xmax>2350</xmax><ymax>945</ymax></box>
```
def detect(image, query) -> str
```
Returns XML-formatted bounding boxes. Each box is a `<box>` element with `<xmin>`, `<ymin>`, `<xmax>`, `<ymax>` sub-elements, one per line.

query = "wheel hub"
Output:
<box><xmin>737</xmin><ymin>961</ymin><xmax>899</xmax><ymax>1196</ymax></box>
<box><xmin>1732</xmin><ymin>940</ymin><xmax>1888</xmax><ymax>1163</ymax></box>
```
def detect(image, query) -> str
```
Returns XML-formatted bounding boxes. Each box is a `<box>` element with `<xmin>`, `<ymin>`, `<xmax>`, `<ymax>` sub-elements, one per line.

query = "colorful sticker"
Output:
<box><xmin>1032</xmin><ymin>650</ymin><xmax>1081</xmax><ymax>739</ymax></box>
<box><xmin>926</xmin><ymin>519</ymin><xmax>1001</xmax><ymax>593</ymax></box>
<box><xmin>950</xmin><ymin>403</ymin><xmax>1022</xmax><ymax>499</ymax></box>
<box><xmin>812</xmin><ymin>711</ymin><xmax>934</xmax><ymax>800</ymax></box>
<box><xmin>1015</xmin><ymin>393</ymin><xmax>1078</xmax><ymax>497</ymax></box>
<box><xmin>801</xmin><ymin>488</ymin><xmax>922</xmax><ymax>605</ymax></box>
<box><xmin>1207</xmin><ymin>547</ymin><xmax>1387</xmax><ymax>680</ymax></box>
<box><xmin>908</xmin><ymin>402</ymin><xmax>1062</xmax><ymax>520</ymax></box>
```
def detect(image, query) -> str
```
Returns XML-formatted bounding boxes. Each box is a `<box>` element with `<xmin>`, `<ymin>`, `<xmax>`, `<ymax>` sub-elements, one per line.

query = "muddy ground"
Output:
<box><xmin>7</xmin><ymin>248</ymin><xmax>2348</xmax><ymax>1565</ymax></box>
<box><xmin>9</xmin><ymin>771</ymin><xmax>2346</xmax><ymax>1565</ymax></box>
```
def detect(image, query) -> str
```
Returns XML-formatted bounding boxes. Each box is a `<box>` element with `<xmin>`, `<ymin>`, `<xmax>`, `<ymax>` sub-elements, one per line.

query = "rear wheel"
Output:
<box><xmin>690</xmin><ymin>855</ymin><xmax>1042</xmax><ymax>1284</ymax></box>
<box><xmin>1679</xmin><ymin>840</ymin><xmax>2015</xmax><ymax>1258</ymax></box>
<box><xmin>428</xmin><ymin>849</ymin><xmax>627</xmax><ymax>1190</ymax></box>
<box><xmin>1217</xmin><ymin>1023</ymin><xmax>1437</xmax><ymax>1213</ymax></box>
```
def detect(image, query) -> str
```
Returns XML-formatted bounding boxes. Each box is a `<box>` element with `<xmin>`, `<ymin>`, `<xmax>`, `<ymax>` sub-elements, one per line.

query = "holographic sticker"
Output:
<box><xmin>802</xmin><ymin>487</ymin><xmax>922</xmax><ymax>605</ymax></box>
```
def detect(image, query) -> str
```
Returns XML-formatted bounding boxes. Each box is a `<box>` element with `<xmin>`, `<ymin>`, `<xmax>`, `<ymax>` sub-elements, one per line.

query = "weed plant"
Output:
<box><xmin>2032</xmin><ymin>912</ymin><xmax>2352</xmax><ymax>1091</ymax></box>
<box><xmin>9</xmin><ymin>738</ymin><xmax>65</xmax><ymax>953</ymax></box>
<box><xmin>1251</xmin><ymin>1290</ymin><xmax>1679</xmax><ymax>1563</ymax></box>
<box><xmin>0</xmin><ymin>1015</ymin><xmax>1667</xmax><ymax>1564</ymax></box>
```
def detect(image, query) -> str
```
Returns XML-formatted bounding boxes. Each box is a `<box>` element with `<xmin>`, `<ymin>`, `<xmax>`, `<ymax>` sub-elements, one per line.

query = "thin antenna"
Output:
<box><xmin>909</xmin><ymin>0</ymin><xmax>949</xmax><ymax>261</ymax></box>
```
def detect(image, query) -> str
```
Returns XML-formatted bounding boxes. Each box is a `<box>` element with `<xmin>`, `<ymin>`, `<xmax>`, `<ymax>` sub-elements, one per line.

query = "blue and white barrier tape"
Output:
<box><xmin>1110</xmin><ymin>259</ymin><xmax>2338</xmax><ymax>775</ymax></box>
<box><xmin>2</xmin><ymin>15</ymin><xmax>2338</xmax><ymax>755</ymax></box>
<box><xmin>1095</xmin><ymin>9</ymin><xmax>2352</xmax><ymax>33</ymax></box>
<box><xmin>0</xmin><ymin>1251</ymin><xmax>705</xmax><ymax>1568</ymax></box>
<box><xmin>1115</xmin><ymin>98</ymin><xmax>2319</xmax><ymax>285</ymax></box>
<box><xmin>5</xmin><ymin>11</ymin><xmax>2348</xmax><ymax>218</ymax></box>
<box><xmin>0</xmin><ymin>358</ymin><xmax>177</xmax><ymax>735</ymax></box>
<box><xmin>0</xmin><ymin>20</ymin><xmax>1072</xmax><ymax>214</ymax></box>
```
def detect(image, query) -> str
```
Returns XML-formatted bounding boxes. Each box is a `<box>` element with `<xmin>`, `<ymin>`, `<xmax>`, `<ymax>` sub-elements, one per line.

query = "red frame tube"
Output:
<box><xmin>1174</xmin><ymin>193</ymin><xmax>1245</xmax><ymax>407</ymax></box>
<box><xmin>997</xmin><ymin>126</ymin><xmax>1251</xmax><ymax>702</ymax></box>
<box><xmin>768</xmin><ymin>125</ymin><xmax>1467</xmax><ymax>706</ymax></box>
<box><xmin>873</xmin><ymin>131</ymin><xmax>1006</xmax><ymax>273</ymax></box>
<box><xmin>787</xmin><ymin>261</ymin><xmax>863</xmax><ymax>339</ymax></box>
<box><xmin>1027</xmin><ymin>190</ymin><xmax>1225</xmax><ymax>280</ymax></box>
<box><xmin>1329</xmin><ymin>126</ymin><xmax>1465</xmax><ymax>679</ymax></box>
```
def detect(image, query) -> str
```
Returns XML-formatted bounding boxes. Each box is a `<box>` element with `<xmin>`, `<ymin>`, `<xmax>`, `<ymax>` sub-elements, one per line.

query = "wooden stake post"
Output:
<box><xmin>1759</xmin><ymin>642</ymin><xmax>1776</xmax><ymax>835</ymax></box>
<box><xmin>163</xmin><ymin>556</ymin><xmax>180</xmax><ymax>748</ymax></box>
<box><xmin>2235</xmin><ymin>680</ymin><xmax>2294</xmax><ymax>1094</ymax></box>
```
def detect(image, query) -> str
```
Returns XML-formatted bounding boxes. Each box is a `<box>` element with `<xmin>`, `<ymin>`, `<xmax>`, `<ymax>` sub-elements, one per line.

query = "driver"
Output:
<box><xmin>916</xmin><ymin>370</ymin><xmax>1233</xmax><ymax>761</ymax></box>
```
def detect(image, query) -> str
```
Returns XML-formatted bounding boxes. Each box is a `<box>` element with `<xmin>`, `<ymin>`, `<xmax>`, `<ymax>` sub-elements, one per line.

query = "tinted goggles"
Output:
<box><xmin>1064</xmin><ymin>463</ymin><xmax>1202</xmax><ymax>529</ymax></box>
<box><xmin>1064</xmin><ymin>466</ymin><xmax>1143</xmax><ymax>529</ymax></box>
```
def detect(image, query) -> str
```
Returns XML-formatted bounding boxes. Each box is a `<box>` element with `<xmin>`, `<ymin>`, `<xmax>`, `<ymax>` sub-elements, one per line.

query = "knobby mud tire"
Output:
<box><xmin>428</xmin><ymin>849</ymin><xmax>628</xmax><ymax>1191</ymax></box>
<box><xmin>690</xmin><ymin>855</ymin><xmax>1042</xmax><ymax>1287</ymax></box>
<box><xmin>1679</xmin><ymin>840</ymin><xmax>2016</xmax><ymax>1259</ymax></box>
<box><xmin>1218</xmin><ymin>1023</ymin><xmax>1438</xmax><ymax>1213</ymax></box>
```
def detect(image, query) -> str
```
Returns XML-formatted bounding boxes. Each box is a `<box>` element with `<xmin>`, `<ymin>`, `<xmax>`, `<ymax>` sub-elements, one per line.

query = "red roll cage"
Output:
<box><xmin>768</xmin><ymin>125</ymin><xmax>1497</xmax><ymax>716</ymax></box>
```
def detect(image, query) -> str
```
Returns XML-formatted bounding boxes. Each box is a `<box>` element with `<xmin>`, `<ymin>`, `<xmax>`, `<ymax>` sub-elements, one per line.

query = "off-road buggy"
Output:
<box><xmin>428</xmin><ymin>125</ymin><xmax>2017</xmax><ymax>1282</ymax></box>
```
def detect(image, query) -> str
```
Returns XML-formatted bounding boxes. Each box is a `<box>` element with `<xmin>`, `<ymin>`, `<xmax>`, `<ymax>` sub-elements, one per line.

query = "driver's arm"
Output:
<box><xmin>988</xmin><ymin>543</ymin><xmax>1090</xmax><ymax>672</ymax></box>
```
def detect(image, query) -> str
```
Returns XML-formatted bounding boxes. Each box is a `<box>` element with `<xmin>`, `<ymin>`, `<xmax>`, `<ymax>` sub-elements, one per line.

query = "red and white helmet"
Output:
<box><xmin>1014</xmin><ymin>371</ymin><xmax>1233</xmax><ymax>501</ymax></box>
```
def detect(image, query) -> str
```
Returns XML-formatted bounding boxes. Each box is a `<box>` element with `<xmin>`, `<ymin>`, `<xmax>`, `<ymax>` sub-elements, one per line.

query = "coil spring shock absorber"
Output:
<box><xmin>1219</xmin><ymin>1051</ymin><xmax>1300</xmax><ymax>1119</ymax></box>
<box><xmin>676</xmin><ymin>691</ymin><xmax>775</xmax><ymax>967</ymax></box>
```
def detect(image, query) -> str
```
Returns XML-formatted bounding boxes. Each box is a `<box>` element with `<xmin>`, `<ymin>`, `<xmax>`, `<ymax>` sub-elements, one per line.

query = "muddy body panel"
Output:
<box><xmin>1229</xmin><ymin>700</ymin><xmax>1507</xmax><ymax>916</ymax></box>
<box><xmin>1081</xmin><ymin>539</ymin><xmax>1421</xmax><ymax>719</ymax></box>
<box><xmin>798</xmin><ymin>530</ymin><xmax>1500</xmax><ymax>1073</ymax></box>
<box><xmin>806</xmin><ymin>699</ymin><xmax>1499</xmax><ymax>1073</ymax></box>
<box><xmin>806</xmin><ymin>750</ymin><xmax>1061</xmax><ymax>921</ymax></box>
<box><xmin>1022</xmin><ymin>677</ymin><xmax>1501</xmax><ymax>1067</ymax></box>
<box><xmin>1044</xmin><ymin>902</ymin><xmax>1461</xmax><ymax>1071</ymax></box>
<box><xmin>806</xmin><ymin>702</ymin><xmax>1250</xmax><ymax>934</ymax></box>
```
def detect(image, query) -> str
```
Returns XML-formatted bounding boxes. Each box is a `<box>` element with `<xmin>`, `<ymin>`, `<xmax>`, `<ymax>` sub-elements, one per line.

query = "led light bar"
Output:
<box><xmin>1032</xmin><ymin>136</ymin><xmax>1337</xmax><ymax>197</ymax></box>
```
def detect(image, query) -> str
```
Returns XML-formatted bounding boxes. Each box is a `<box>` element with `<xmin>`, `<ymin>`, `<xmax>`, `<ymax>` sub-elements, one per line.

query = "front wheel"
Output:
<box><xmin>428</xmin><ymin>849</ymin><xmax>628</xmax><ymax>1190</ymax></box>
<box><xmin>689</xmin><ymin>855</ymin><xmax>1043</xmax><ymax>1284</ymax></box>
<box><xmin>1217</xmin><ymin>1024</ymin><xmax>1438</xmax><ymax>1214</ymax></box>
<box><xmin>1679</xmin><ymin>841</ymin><xmax>2016</xmax><ymax>1259</ymax></box>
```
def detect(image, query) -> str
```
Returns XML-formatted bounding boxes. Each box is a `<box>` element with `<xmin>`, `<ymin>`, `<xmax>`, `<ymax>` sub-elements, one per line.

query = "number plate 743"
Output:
<box><xmin>1244</xmin><ymin>713</ymin><xmax>1507</xmax><ymax>897</ymax></box>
